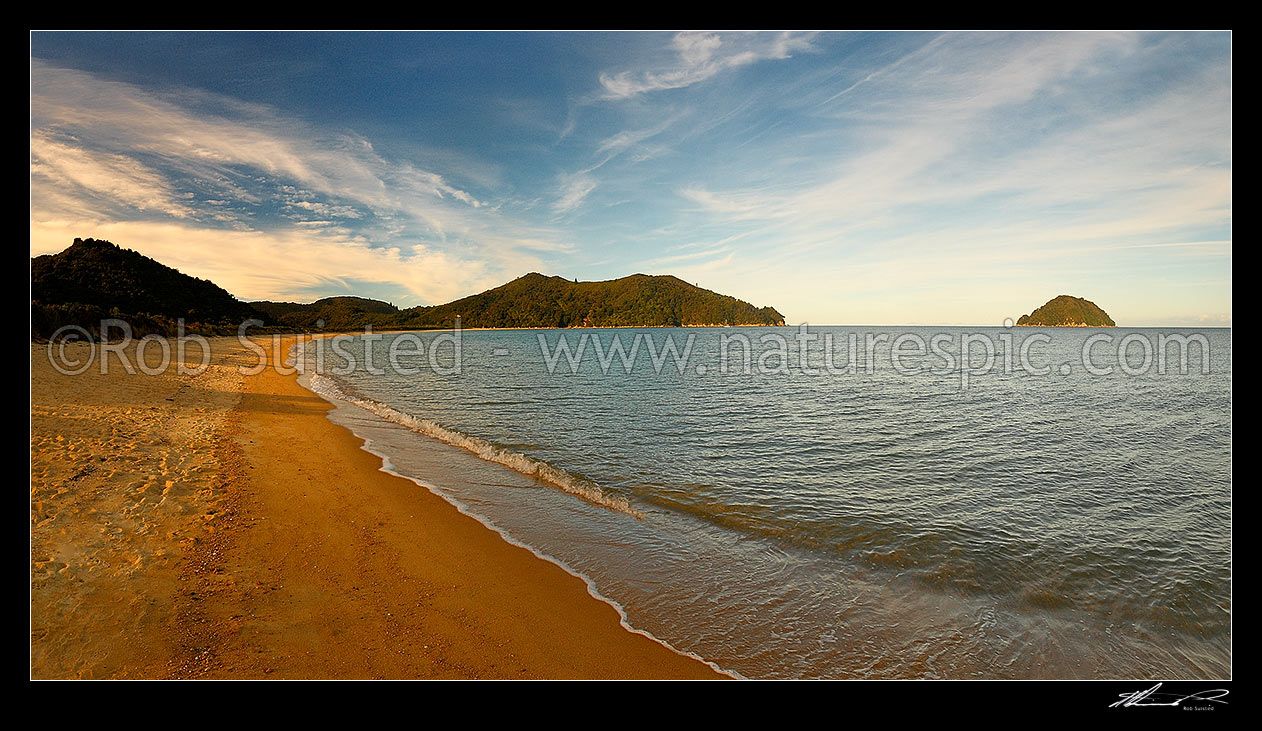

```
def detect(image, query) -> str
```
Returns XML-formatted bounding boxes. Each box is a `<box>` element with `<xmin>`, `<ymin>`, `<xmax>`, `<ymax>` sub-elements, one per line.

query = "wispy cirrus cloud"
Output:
<box><xmin>551</xmin><ymin>117</ymin><xmax>681</xmax><ymax>216</ymax></box>
<box><xmin>594</xmin><ymin>116</ymin><xmax>678</xmax><ymax>158</ymax></box>
<box><xmin>31</xmin><ymin>60</ymin><xmax>486</xmax><ymax>226</ymax></box>
<box><xmin>551</xmin><ymin>172</ymin><xmax>599</xmax><ymax>216</ymax></box>
<box><xmin>598</xmin><ymin>32</ymin><xmax>814</xmax><ymax>99</ymax></box>
<box><xmin>682</xmin><ymin>33</ymin><xmax>1228</xmax><ymax>246</ymax></box>
<box><xmin>31</xmin><ymin>131</ymin><xmax>198</xmax><ymax>219</ymax></box>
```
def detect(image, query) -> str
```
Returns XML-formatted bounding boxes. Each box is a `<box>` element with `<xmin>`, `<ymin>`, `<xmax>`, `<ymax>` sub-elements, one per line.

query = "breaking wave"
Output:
<box><xmin>304</xmin><ymin>370</ymin><xmax>645</xmax><ymax>519</ymax></box>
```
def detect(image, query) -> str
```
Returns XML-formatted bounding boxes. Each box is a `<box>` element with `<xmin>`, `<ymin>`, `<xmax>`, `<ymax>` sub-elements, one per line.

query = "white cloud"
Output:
<box><xmin>31</xmin><ymin>132</ymin><xmax>196</xmax><ymax>219</ymax></box>
<box><xmin>598</xmin><ymin>32</ymin><xmax>813</xmax><ymax>99</ymax></box>
<box><xmin>552</xmin><ymin>173</ymin><xmax>598</xmax><ymax>216</ymax></box>
<box><xmin>644</xmin><ymin>244</ymin><xmax>733</xmax><ymax>268</ymax></box>
<box><xmin>595</xmin><ymin>118</ymin><xmax>675</xmax><ymax>156</ymax></box>
<box><xmin>680</xmin><ymin>34</ymin><xmax>1229</xmax><ymax>250</ymax></box>
<box><xmin>31</xmin><ymin>60</ymin><xmax>483</xmax><ymax>229</ymax></box>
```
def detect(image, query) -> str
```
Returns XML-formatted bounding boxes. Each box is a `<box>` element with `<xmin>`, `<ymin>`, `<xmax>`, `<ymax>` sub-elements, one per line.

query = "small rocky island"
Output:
<box><xmin>1016</xmin><ymin>295</ymin><xmax>1116</xmax><ymax>327</ymax></box>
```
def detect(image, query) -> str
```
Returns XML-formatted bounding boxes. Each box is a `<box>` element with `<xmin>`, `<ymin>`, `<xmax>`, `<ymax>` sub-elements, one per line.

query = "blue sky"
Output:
<box><xmin>30</xmin><ymin>32</ymin><xmax>1230</xmax><ymax>325</ymax></box>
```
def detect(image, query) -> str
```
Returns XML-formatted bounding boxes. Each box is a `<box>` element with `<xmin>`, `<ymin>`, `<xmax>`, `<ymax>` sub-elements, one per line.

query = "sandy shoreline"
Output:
<box><xmin>31</xmin><ymin>334</ymin><xmax>720</xmax><ymax>679</ymax></box>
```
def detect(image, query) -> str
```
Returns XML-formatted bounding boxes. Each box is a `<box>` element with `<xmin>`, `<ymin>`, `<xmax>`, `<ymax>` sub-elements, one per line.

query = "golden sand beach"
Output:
<box><xmin>30</xmin><ymin>335</ymin><xmax>720</xmax><ymax>679</ymax></box>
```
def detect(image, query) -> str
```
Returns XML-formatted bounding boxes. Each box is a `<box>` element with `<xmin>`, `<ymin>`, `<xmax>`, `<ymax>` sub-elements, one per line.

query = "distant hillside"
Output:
<box><xmin>393</xmin><ymin>273</ymin><xmax>785</xmax><ymax>329</ymax></box>
<box><xmin>252</xmin><ymin>296</ymin><xmax>401</xmax><ymax>331</ymax></box>
<box><xmin>31</xmin><ymin>238</ymin><xmax>264</xmax><ymax>339</ymax></box>
<box><xmin>1016</xmin><ymin>295</ymin><xmax>1115</xmax><ymax>327</ymax></box>
<box><xmin>255</xmin><ymin>273</ymin><xmax>783</xmax><ymax>330</ymax></box>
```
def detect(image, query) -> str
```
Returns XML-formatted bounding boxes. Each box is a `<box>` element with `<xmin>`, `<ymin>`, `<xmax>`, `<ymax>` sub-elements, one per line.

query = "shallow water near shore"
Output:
<box><xmin>296</xmin><ymin>325</ymin><xmax>1231</xmax><ymax>679</ymax></box>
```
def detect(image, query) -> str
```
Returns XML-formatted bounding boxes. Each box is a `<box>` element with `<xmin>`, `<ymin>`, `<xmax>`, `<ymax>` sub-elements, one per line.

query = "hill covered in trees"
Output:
<box><xmin>256</xmin><ymin>273</ymin><xmax>784</xmax><ymax>330</ymax></box>
<box><xmin>404</xmin><ymin>273</ymin><xmax>783</xmax><ymax>329</ymax></box>
<box><xmin>31</xmin><ymin>238</ymin><xmax>265</xmax><ymax>339</ymax></box>
<box><xmin>251</xmin><ymin>296</ymin><xmax>402</xmax><ymax>331</ymax></box>
<box><xmin>1016</xmin><ymin>295</ymin><xmax>1115</xmax><ymax>327</ymax></box>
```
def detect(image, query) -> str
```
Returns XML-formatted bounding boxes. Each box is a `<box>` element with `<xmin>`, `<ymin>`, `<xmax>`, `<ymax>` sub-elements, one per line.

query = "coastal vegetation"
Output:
<box><xmin>32</xmin><ymin>238</ymin><xmax>266</xmax><ymax>339</ymax></box>
<box><xmin>255</xmin><ymin>272</ymin><xmax>784</xmax><ymax>330</ymax></box>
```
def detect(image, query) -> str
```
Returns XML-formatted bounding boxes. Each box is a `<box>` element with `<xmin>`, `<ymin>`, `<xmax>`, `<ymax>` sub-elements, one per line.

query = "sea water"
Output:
<box><xmin>295</xmin><ymin>325</ymin><xmax>1230</xmax><ymax>679</ymax></box>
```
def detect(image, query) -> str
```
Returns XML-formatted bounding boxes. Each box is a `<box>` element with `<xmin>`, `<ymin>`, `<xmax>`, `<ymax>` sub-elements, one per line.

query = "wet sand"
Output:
<box><xmin>30</xmin><ymin>335</ymin><xmax>720</xmax><ymax>679</ymax></box>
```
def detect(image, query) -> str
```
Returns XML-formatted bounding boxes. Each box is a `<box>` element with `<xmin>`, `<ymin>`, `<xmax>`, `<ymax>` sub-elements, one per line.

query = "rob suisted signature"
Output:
<box><xmin>1110</xmin><ymin>683</ymin><xmax>1229</xmax><ymax>709</ymax></box>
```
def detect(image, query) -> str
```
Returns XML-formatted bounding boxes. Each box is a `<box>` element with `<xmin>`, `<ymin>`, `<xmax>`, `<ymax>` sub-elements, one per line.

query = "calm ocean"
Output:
<box><xmin>295</xmin><ymin>325</ymin><xmax>1231</xmax><ymax>679</ymax></box>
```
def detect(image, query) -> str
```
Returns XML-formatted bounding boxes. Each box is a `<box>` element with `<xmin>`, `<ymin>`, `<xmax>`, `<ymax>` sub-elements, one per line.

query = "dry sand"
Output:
<box><xmin>30</xmin><ymin>335</ymin><xmax>721</xmax><ymax>679</ymax></box>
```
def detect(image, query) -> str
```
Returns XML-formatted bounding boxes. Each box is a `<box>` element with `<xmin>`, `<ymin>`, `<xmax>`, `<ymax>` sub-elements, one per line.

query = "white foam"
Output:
<box><xmin>305</xmin><ymin>372</ymin><xmax>645</xmax><ymax>519</ymax></box>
